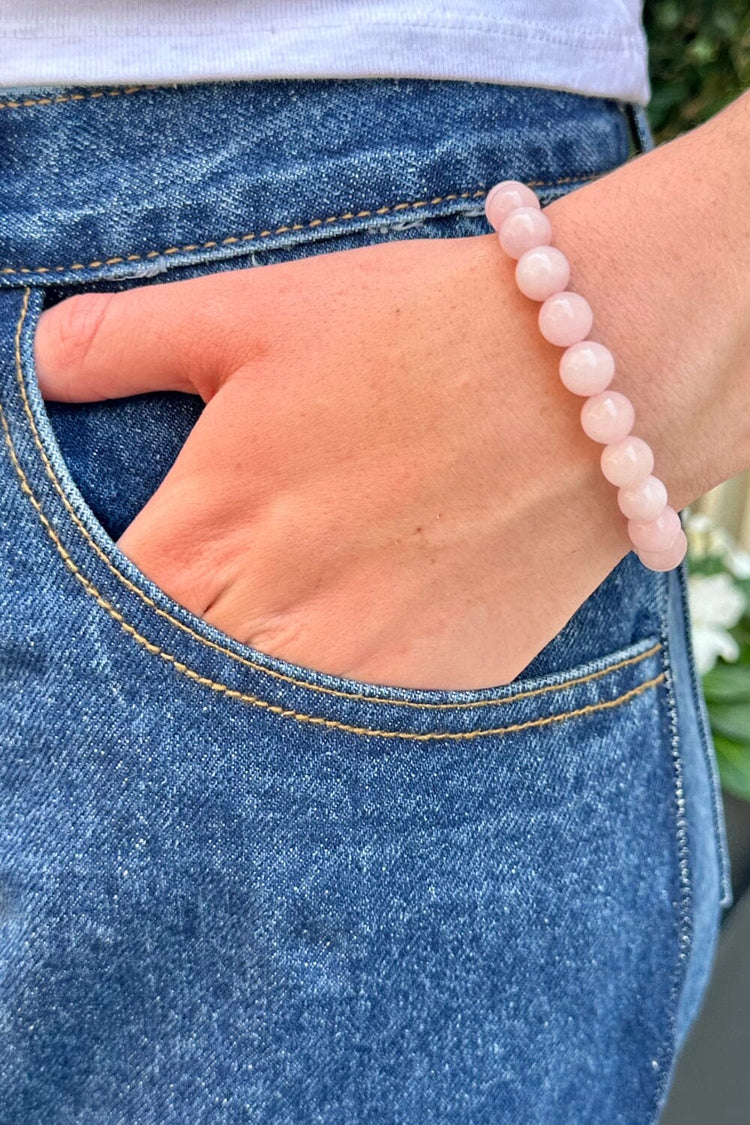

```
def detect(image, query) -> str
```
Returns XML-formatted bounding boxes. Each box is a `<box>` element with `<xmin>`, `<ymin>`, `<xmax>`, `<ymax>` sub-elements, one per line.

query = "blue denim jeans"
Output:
<box><xmin>0</xmin><ymin>78</ymin><xmax>733</xmax><ymax>1125</ymax></box>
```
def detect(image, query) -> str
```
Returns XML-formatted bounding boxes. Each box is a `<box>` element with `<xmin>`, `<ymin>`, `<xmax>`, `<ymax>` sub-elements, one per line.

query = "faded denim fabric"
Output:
<box><xmin>0</xmin><ymin>79</ymin><xmax>732</xmax><ymax>1125</ymax></box>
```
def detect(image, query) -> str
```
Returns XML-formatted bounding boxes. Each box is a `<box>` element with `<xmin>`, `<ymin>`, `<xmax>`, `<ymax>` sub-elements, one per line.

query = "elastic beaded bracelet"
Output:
<box><xmin>484</xmin><ymin>179</ymin><xmax>687</xmax><ymax>573</ymax></box>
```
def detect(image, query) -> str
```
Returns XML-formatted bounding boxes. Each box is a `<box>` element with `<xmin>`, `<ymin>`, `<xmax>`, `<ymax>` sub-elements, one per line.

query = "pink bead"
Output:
<box><xmin>617</xmin><ymin>475</ymin><xmax>669</xmax><ymax>522</ymax></box>
<box><xmin>637</xmin><ymin>529</ymin><xmax>688</xmax><ymax>573</ymax></box>
<box><xmin>515</xmin><ymin>246</ymin><xmax>571</xmax><ymax>301</ymax></box>
<box><xmin>484</xmin><ymin>180</ymin><xmax>540</xmax><ymax>232</ymax></box>
<box><xmin>580</xmin><ymin>391</ymin><xmax>635</xmax><ymax>444</ymax></box>
<box><xmin>498</xmin><ymin>207</ymin><xmax>553</xmax><ymax>259</ymax></box>
<box><xmin>559</xmin><ymin>341</ymin><xmax>615</xmax><ymax>396</ymax></box>
<box><xmin>538</xmin><ymin>291</ymin><xmax>593</xmax><ymax>347</ymax></box>
<box><xmin>628</xmin><ymin>506</ymin><xmax>683</xmax><ymax>554</ymax></box>
<box><xmin>600</xmin><ymin>436</ymin><xmax>655</xmax><ymax>487</ymax></box>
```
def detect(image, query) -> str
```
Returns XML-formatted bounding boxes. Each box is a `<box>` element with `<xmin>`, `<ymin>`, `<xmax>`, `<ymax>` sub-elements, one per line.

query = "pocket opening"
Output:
<box><xmin>0</xmin><ymin>280</ymin><xmax>666</xmax><ymax>734</ymax></box>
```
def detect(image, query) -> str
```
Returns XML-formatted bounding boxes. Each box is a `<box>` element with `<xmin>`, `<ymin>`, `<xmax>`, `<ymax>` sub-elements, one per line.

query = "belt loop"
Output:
<box><xmin>624</xmin><ymin>102</ymin><xmax>656</xmax><ymax>156</ymax></box>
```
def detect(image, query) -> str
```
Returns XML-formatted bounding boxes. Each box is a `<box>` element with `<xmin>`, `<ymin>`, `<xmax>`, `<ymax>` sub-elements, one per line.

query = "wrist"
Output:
<box><xmin>458</xmin><ymin>231</ymin><xmax>633</xmax><ymax>569</ymax></box>
<box><xmin>541</xmin><ymin>106</ymin><xmax>750</xmax><ymax>510</ymax></box>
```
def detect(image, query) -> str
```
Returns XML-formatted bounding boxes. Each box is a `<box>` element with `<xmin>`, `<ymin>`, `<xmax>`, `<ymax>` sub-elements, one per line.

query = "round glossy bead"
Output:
<box><xmin>580</xmin><ymin>391</ymin><xmax>635</xmax><ymax>444</ymax></box>
<box><xmin>484</xmin><ymin>180</ymin><xmax>540</xmax><ymax>232</ymax></box>
<box><xmin>637</xmin><ymin>529</ymin><xmax>688</xmax><ymax>572</ymax></box>
<box><xmin>538</xmin><ymin>291</ymin><xmax>593</xmax><ymax>347</ymax></box>
<box><xmin>600</xmin><ymin>436</ymin><xmax>655</xmax><ymax>487</ymax></box>
<box><xmin>617</xmin><ymin>475</ymin><xmax>669</xmax><ymax>522</ymax></box>
<box><xmin>628</xmin><ymin>506</ymin><xmax>682</xmax><ymax>554</ymax></box>
<box><xmin>498</xmin><ymin>207</ymin><xmax>553</xmax><ymax>259</ymax></box>
<box><xmin>559</xmin><ymin>341</ymin><xmax>615</xmax><ymax>396</ymax></box>
<box><xmin>515</xmin><ymin>246</ymin><xmax>571</xmax><ymax>301</ymax></box>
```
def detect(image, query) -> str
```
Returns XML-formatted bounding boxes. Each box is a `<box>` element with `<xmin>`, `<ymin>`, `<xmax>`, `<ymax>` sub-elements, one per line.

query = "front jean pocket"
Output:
<box><xmin>3</xmin><ymin>175</ymin><xmax>668</xmax><ymax>695</ymax></box>
<box><xmin>0</xmin><ymin>278</ymin><xmax>669</xmax><ymax>721</ymax></box>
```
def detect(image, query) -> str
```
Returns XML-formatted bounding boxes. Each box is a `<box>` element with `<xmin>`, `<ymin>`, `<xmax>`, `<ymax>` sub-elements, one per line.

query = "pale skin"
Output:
<box><xmin>33</xmin><ymin>89</ymin><xmax>750</xmax><ymax>690</ymax></box>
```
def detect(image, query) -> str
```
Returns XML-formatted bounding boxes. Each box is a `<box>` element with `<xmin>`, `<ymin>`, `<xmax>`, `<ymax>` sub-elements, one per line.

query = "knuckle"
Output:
<box><xmin>243</xmin><ymin>609</ymin><xmax>308</xmax><ymax>662</ymax></box>
<box><xmin>40</xmin><ymin>292</ymin><xmax>114</xmax><ymax>373</ymax></box>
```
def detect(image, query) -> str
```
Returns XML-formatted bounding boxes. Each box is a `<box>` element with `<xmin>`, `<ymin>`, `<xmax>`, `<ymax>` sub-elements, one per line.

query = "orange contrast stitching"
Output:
<box><xmin>11</xmin><ymin>286</ymin><xmax>660</xmax><ymax>709</ymax></box>
<box><xmin>0</xmin><ymin>399</ymin><xmax>667</xmax><ymax>739</ymax></box>
<box><xmin>0</xmin><ymin>86</ymin><xmax>146</xmax><ymax>111</ymax></box>
<box><xmin>0</xmin><ymin>173</ymin><xmax>601</xmax><ymax>277</ymax></box>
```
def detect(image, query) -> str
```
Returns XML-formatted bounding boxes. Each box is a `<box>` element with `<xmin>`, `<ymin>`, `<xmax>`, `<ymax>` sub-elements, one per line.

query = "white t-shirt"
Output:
<box><xmin>0</xmin><ymin>1</ymin><xmax>651</xmax><ymax>106</ymax></box>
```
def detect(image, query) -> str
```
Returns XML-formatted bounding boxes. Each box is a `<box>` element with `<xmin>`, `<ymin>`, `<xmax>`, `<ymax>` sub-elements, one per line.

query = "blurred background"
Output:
<box><xmin>641</xmin><ymin>3</ymin><xmax>750</xmax><ymax>1120</ymax></box>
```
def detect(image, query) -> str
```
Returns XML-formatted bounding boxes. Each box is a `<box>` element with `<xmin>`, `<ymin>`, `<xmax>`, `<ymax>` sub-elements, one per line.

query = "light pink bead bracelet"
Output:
<box><xmin>484</xmin><ymin>179</ymin><xmax>687</xmax><ymax>573</ymax></box>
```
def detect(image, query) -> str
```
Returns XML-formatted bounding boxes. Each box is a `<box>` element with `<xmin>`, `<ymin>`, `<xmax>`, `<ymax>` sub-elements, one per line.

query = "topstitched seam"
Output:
<box><xmin>0</xmin><ymin>86</ymin><xmax>148</xmax><ymax>111</ymax></box>
<box><xmin>0</xmin><ymin>173</ymin><xmax>602</xmax><ymax>278</ymax></box>
<box><xmin>0</xmin><ymin>399</ymin><xmax>667</xmax><ymax>738</ymax></box>
<box><xmin>646</xmin><ymin>557</ymin><xmax>693</xmax><ymax>1118</ymax></box>
<box><xmin>11</xmin><ymin>285</ymin><xmax>661</xmax><ymax>709</ymax></box>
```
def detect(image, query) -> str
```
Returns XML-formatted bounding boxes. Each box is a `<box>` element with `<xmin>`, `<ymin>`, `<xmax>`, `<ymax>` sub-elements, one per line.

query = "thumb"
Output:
<box><xmin>33</xmin><ymin>269</ymin><xmax>267</xmax><ymax>403</ymax></box>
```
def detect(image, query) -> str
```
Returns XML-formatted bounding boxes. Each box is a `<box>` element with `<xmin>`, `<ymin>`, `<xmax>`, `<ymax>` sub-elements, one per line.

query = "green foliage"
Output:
<box><xmin>686</xmin><ymin>520</ymin><xmax>750</xmax><ymax>801</ymax></box>
<box><xmin>644</xmin><ymin>0</ymin><xmax>750</xmax><ymax>140</ymax></box>
<box><xmin>707</xmin><ymin>661</ymin><xmax>750</xmax><ymax>798</ymax></box>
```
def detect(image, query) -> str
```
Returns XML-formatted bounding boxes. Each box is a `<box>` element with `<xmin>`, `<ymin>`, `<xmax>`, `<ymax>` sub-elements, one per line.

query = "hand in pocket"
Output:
<box><xmin>33</xmin><ymin>233</ymin><xmax>630</xmax><ymax>690</ymax></box>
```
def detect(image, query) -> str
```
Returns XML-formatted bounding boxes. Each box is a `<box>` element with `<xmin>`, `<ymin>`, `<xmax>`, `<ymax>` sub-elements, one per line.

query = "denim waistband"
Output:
<box><xmin>0</xmin><ymin>79</ymin><xmax>642</xmax><ymax>288</ymax></box>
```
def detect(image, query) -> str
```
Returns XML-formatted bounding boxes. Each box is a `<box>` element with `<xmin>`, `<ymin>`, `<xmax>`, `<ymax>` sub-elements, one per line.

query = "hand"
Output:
<box><xmin>33</xmin><ymin>230</ymin><xmax>638</xmax><ymax>691</ymax></box>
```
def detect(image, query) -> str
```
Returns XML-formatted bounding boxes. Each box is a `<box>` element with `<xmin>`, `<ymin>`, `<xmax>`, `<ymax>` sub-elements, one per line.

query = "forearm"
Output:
<box><xmin>541</xmin><ymin>89</ymin><xmax>750</xmax><ymax>510</ymax></box>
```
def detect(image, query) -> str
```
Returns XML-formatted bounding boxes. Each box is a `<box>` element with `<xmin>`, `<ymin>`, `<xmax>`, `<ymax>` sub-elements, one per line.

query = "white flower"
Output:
<box><xmin>725</xmin><ymin>543</ymin><xmax>750</xmax><ymax>580</ymax></box>
<box><xmin>685</xmin><ymin>510</ymin><xmax>713</xmax><ymax>535</ymax></box>
<box><xmin>684</xmin><ymin>508</ymin><xmax>750</xmax><ymax>577</ymax></box>
<box><xmin>687</xmin><ymin>572</ymin><xmax>747</xmax><ymax>674</ymax></box>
